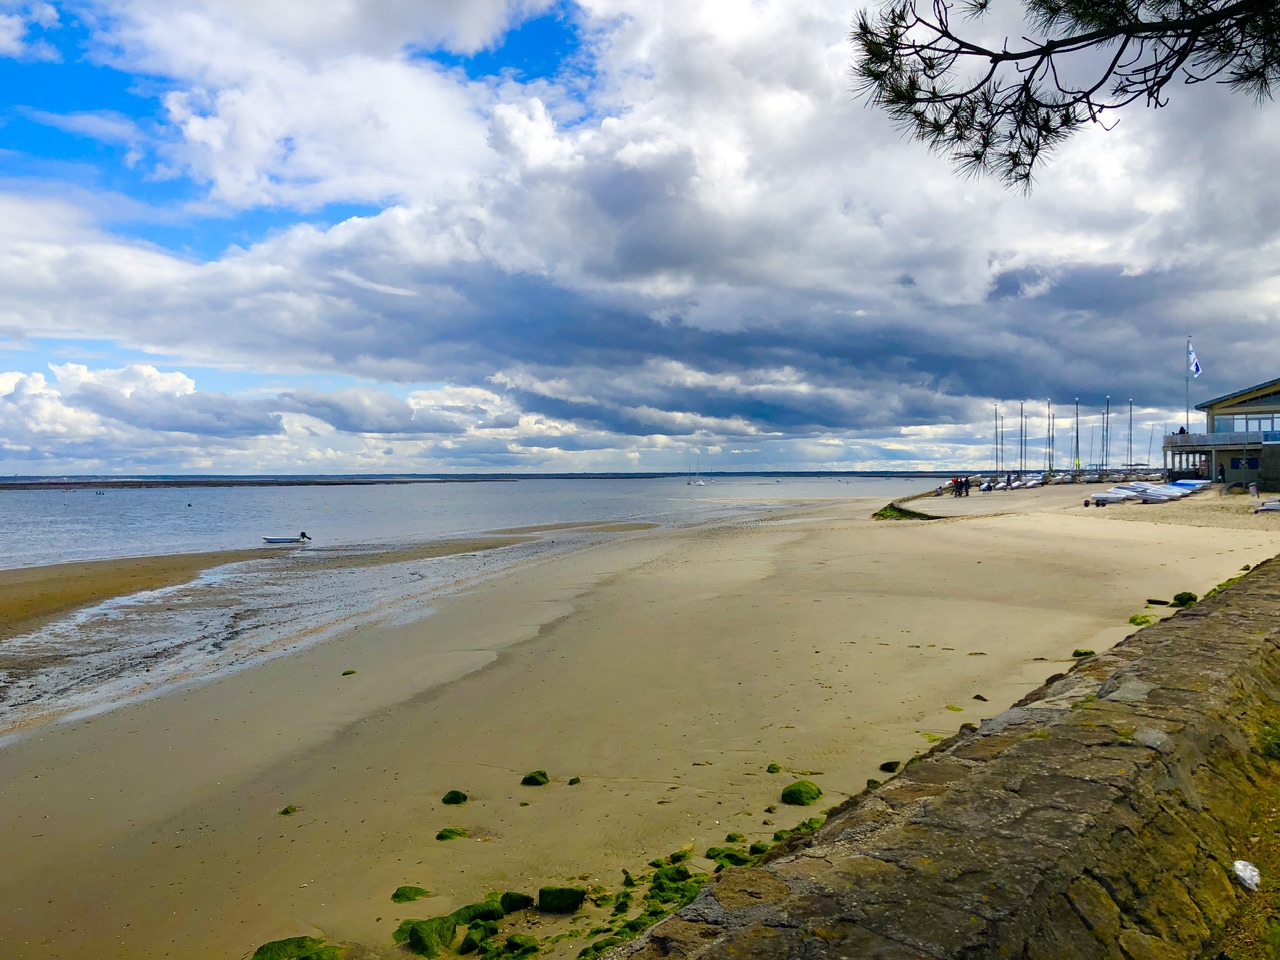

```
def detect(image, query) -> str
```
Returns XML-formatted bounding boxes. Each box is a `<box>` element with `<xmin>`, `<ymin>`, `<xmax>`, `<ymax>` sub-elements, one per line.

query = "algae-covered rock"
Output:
<box><xmin>878</xmin><ymin>760</ymin><xmax>900</xmax><ymax>773</ymax></box>
<box><xmin>704</xmin><ymin>846</ymin><xmax>753</xmax><ymax>871</ymax></box>
<box><xmin>279</xmin><ymin>804</ymin><xmax>298</xmax><ymax>816</ymax></box>
<box><xmin>1072</xmin><ymin>649</ymin><xmax>1095</xmax><ymax>658</ymax></box>
<box><xmin>500</xmin><ymin>891</ymin><xmax>535</xmax><ymax>913</ymax></box>
<box><xmin>521</xmin><ymin>770</ymin><xmax>550</xmax><ymax>786</ymax></box>
<box><xmin>568</xmin><ymin>776</ymin><xmax>582</xmax><ymax>785</ymax></box>
<box><xmin>780</xmin><ymin>780</ymin><xmax>823</xmax><ymax>806</ymax></box>
<box><xmin>435</xmin><ymin>827</ymin><xmax>468</xmax><ymax>841</ymax></box>
<box><xmin>749</xmin><ymin>841</ymin><xmax>771</xmax><ymax>855</ymax></box>
<box><xmin>392</xmin><ymin>885</ymin><xmax>430</xmax><ymax>903</ymax></box>
<box><xmin>1172</xmin><ymin>591</ymin><xmax>1198</xmax><ymax>607</ymax></box>
<box><xmin>724</xmin><ymin>832</ymin><xmax>746</xmax><ymax>843</ymax></box>
<box><xmin>578</xmin><ymin>935</ymin><xmax>623</xmax><ymax>959</ymax></box>
<box><xmin>505</xmin><ymin>933</ymin><xmax>540</xmax><ymax>954</ymax></box>
<box><xmin>394</xmin><ymin>916</ymin><xmax>457</xmax><ymax>957</ymax></box>
<box><xmin>341</xmin><ymin>669</ymin><xmax>356</xmax><ymax>676</ymax></box>
<box><xmin>539</xmin><ymin>886</ymin><xmax>588</xmax><ymax>913</ymax></box>
<box><xmin>441</xmin><ymin>790</ymin><xmax>468</xmax><ymax>805</ymax></box>
<box><xmin>250</xmin><ymin>936</ymin><xmax>342</xmax><ymax>960</ymax></box>
<box><xmin>450</xmin><ymin>900</ymin><xmax>505</xmax><ymax>925</ymax></box>
<box><xmin>765</xmin><ymin>763</ymin><xmax>781</xmax><ymax>774</ymax></box>
<box><xmin>647</xmin><ymin>864</ymin><xmax>705</xmax><ymax>904</ymax></box>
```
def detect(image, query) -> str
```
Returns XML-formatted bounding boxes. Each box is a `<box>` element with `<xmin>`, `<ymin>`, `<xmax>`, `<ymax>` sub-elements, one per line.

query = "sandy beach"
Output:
<box><xmin>1</xmin><ymin>485</ymin><xmax>1278</xmax><ymax>959</ymax></box>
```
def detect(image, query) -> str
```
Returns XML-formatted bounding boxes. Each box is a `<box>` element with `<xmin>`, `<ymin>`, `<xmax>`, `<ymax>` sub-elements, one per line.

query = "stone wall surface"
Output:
<box><xmin>611</xmin><ymin>559</ymin><xmax>1280</xmax><ymax>960</ymax></box>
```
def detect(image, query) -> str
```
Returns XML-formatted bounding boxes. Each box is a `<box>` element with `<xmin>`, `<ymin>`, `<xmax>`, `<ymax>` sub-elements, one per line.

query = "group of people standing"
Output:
<box><xmin>949</xmin><ymin>476</ymin><xmax>971</xmax><ymax>497</ymax></box>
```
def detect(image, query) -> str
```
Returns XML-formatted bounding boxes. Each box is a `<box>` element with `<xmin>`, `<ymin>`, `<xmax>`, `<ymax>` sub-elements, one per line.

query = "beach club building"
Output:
<box><xmin>1164</xmin><ymin>377</ymin><xmax>1280</xmax><ymax>490</ymax></box>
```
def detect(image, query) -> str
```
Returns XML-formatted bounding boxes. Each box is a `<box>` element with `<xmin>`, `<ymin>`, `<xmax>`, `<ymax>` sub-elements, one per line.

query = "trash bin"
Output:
<box><xmin>1250</xmin><ymin>482</ymin><xmax>1259</xmax><ymax>497</ymax></box>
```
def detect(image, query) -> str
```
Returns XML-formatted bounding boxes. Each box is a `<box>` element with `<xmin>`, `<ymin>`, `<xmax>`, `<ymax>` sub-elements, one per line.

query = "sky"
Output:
<box><xmin>0</xmin><ymin>0</ymin><xmax>1276</xmax><ymax>476</ymax></box>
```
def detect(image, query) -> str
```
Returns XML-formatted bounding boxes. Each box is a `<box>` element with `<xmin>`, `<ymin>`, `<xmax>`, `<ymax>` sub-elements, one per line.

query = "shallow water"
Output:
<box><xmin>0</xmin><ymin>476</ymin><xmax>922</xmax><ymax>739</ymax></box>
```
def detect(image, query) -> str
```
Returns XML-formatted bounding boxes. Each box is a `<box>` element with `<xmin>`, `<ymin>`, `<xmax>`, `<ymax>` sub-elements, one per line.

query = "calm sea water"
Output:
<box><xmin>0</xmin><ymin>476</ymin><xmax>922</xmax><ymax>739</ymax></box>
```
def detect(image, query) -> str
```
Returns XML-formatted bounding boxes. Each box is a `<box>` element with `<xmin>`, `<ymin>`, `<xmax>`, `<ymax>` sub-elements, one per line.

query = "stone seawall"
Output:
<box><xmin>613</xmin><ymin>558</ymin><xmax>1280</xmax><ymax>959</ymax></box>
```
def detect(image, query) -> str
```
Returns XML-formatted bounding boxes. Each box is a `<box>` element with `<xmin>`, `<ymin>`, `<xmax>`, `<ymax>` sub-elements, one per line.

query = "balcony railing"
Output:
<box><xmin>1163</xmin><ymin>431</ymin><xmax>1280</xmax><ymax>448</ymax></box>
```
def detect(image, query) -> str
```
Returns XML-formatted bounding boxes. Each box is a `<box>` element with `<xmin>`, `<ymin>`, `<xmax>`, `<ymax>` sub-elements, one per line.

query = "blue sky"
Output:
<box><xmin>0</xmin><ymin>0</ymin><xmax>1276</xmax><ymax>474</ymax></box>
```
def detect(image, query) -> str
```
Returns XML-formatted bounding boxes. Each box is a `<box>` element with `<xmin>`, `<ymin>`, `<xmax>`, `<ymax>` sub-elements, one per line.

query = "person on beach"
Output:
<box><xmin>1218</xmin><ymin>464</ymin><xmax>1226</xmax><ymax>484</ymax></box>
<box><xmin>963</xmin><ymin>476</ymin><xmax>971</xmax><ymax>497</ymax></box>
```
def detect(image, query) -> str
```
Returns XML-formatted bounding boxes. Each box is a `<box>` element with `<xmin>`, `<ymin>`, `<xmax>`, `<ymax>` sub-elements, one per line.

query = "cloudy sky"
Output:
<box><xmin>0</xmin><ymin>0</ymin><xmax>1275</xmax><ymax>475</ymax></box>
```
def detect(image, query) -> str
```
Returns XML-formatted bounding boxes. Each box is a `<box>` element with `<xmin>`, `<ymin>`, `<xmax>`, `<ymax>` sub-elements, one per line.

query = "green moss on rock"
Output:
<box><xmin>1172</xmin><ymin>591</ymin><xmax>1198</xmax><ymax>607</ymax></box>
<box><xmin>451</xmin><ymin>900</ymin><xmax>505</xmax><ymax>925</ymax></box>
<box><xmin>505</xmin><ymin>933</ymin><xmax>540</xmax><ymax>954</ymax></box>
<box><xmin>539</xmin><ymin>886</ymin><xmax>588</xmax><ymax>913</ymax></box>
<box><xmin>704</xmin><ymin>845</ymin><xmax>753</xmax><ymax>871</ymax></box>
<box><xmin>279</xmin><ymin>804</ymin><xmax>298</xmax><ymax>816</ymax></box>
<box><xmin>765</xmin><ymin>762</ymin><xmax>781</xmax><ymax>773</ymax></box>
<box><xmin>441</xmin><ymin>790</ymin><xmax>468</xmax><ymax>805</ymax></box>
<box><xmin>749</xmin><ymin>841</ymin><xmax>771</xmax><ymax>855</ymax></box>
<box><xmin>521</xmin><ymin>770</ymin><xmax>550</xmax><ymax>786</ymax></box>
<box><xmin>435</xmin><ymin>827</ymin><xmax>468</xmax><ymax>841</ymax></box>
<box><xmin>340</xmin><ymin>669</ymin><xmax>356</xmax><ymax>676</ymax></box>
<box><xmin>394</xmin><ymin>917</ymin><xmax>457</xmax><ymax>957</ymax></box>
<box><xmin>780</xmin><ymin>779</ymin><xmax>822</xmax><ymax>805</ymax></box>
<box><xmin>250</xmin><ymin>936</ymin><xmax>343</xmax><ymax>960</ymax></box>
<box><xmin>568</xmin><ymin>776</ymin><xmax>582</xmax><ymax>785</ymax></box>
<box><xmin>392</xmin><ymin>885</ymin><xmax>430</xmax><ymax>903</ymax></box>
<box><xmin>1071</xmin><ymin>649</ymin><xmax>1095</xmax><ymax>658</ymax></box>
<box><xmin>499</xmin><ymin>891</ymin><xmax>534</xmax><ymax>913</ymax></box>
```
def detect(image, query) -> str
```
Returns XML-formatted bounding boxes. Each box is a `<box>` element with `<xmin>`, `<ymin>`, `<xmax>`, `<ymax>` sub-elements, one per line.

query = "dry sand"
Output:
<box><xmin>1</xmin><ymin>486</ymin><xmax>1278</xmax><ymax>958</ymax></box>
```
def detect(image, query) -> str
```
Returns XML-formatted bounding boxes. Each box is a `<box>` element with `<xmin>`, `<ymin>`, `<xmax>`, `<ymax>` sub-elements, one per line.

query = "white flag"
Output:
<box><xmin>1189</xmin><ymin>341</ymin><xmax>1202</xmax><ymax>378</ymax></box>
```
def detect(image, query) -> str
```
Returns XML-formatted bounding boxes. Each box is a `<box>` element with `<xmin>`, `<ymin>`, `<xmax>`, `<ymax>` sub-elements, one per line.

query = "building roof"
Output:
<box><xmin>1195</xmin><ymin>376</ymin><xmax>1280</xmax><ymax>412</ymax></box>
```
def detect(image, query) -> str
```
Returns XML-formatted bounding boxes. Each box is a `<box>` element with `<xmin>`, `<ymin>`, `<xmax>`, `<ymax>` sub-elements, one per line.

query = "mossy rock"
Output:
<box><xmin>749</xmin><ymin>841</ymin><xmax>770</xmax><ymax>855</ymax></box>
<box><xmin>611</xmin><ymin>891</ymin><xmax>633</xmax><ymax>915</ymax></box>
<box><xmin>772</xmin><ymin>816</ymin><xmax>826</xmax><ymax>843</ymax></box>
<box><xmin>1129</xmin><ymin>614</ymin><xmax>1156</xmax><ymax>627</ymax></box>
<box><xmin>704</xmin><ymin>845</ymin><xmax>753</xmax><ymax>871</ymax></box>
<box><xmin>279</xmin><ymin>804</ymin><xmax>298</xmax><ymax>816</ymax></box>
<box><xmin>878</xmin><ymin>760</ymin><xmax>900</xmax><ymax>773</ymax></box>
<box><xmin>1172</xmin><ymin>592</ymin><xmax>1198</xmax><ymax>607</ymax></box>
<box><xmin>539</xmin><ymin>886</ymin><xmax>588</xmax><ymax>913</ymax></box>
<box><xmin>578</xmin><ymin>935</ymin><xmax>623</xmax><ymax>959</ymax></box>
<box><xmin>441</xmin><ymin>790</ymin><xmax>469</xmax><ymax>805</ymax></box>
<box><xmin>505</xmin><ymin>933</ymin><xmax>540</xmax><ymax>955</ymax></box>
<box><xmin>500</xmin><ymin>891</ymin><xmax>535</xmax><ymax>913</ymax></box>
<box><xmin>250</xmin><ymin>936</ymin><xmax>342</xmax><ymax>960</ymax></box>
<box><xmin>568</xmin><ymin>776</ymin><xmax>582</xmax><ymax>785</ymax></box>
<box><xmin>1071</xmin><ymin>649</ymin><xmax>1095</xmax><ymax>658</ymax></box>
<box><xmin>765</xmin><ymin>762</ymin><xmax>781</xmax><ymax>774</ymax></box>
<box><xmin>392</xmin><ymin>885</ymin><xmax>430</xmax><ymax>904</ymax></box>
<box><xmin>521</xmin><ymin>770</ymin><xmax>550</xmax><ymax>786</ymax></box>
<box><xmin>435</xmin><ymin>827</ymin><xmax>468</xmax><ymax>841</ymax></box>
<box><xmin>394</xmin><ymin>916</ymin><xmax>457</xmax><ymax>957</ymax></box>
<box><xmin>724</xmin><ymin>832</ymin><xmax>746</xmax><ymax>843</ymax></box>
<box><xmin>341</xmin><ymin>669</ymin><xmax>356</xmax><ymax>676</ymax></box>
<box><xmin>647</xmin><ymin>864</ymin><xmax>705</xmax><ymax>904</ymax></box>
<box><xmin>780</xmin><ymin>780</ymin><xmax>823</xmax><ymax>806</ymax></box>
<box><xmin>1262</xmin><ymin>724</ymin><xmax>1280</xmax><ymax>760</ymax></box>
<box><xmin>451</xmin><ymin>900</ymin><xmax>505</xmax><ymax>925</ymax></box>
<box><xmin>1147</xmin><ymin>597</ymin><xmax>1171</xmax><ymax>605</ymax></box>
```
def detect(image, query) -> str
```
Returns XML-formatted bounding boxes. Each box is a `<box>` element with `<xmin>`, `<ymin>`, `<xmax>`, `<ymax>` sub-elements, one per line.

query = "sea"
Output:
<box><xmin>0</xmin><ymin>475</ymin><xmax>924</xmax><ymax>741</ymax></box>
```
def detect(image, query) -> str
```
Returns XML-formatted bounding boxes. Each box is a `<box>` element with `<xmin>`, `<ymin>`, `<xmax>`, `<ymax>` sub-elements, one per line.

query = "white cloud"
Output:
<box><xmin>2</xmin><ymin>0</ymin><xmax>1278</xmax><ymax>473</ymax></box>
<box><xmin>0</xmin><ymin>2</ymin><xmax>58</xmax><ymax>60</ymax></box>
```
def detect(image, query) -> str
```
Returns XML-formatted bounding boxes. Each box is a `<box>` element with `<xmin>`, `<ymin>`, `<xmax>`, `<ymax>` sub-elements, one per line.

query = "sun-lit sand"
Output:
<box><xmin>1</xmin><ymin>485</ymin><xmax>1278</xmax><ymax>958</ymax></box>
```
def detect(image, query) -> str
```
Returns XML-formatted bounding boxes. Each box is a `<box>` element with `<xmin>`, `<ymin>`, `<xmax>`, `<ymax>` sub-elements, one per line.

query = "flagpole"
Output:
<box><xmin>1185</xmin><ymin>335</ymin><xmax>1191</xmax><ymax>431</ymax></box>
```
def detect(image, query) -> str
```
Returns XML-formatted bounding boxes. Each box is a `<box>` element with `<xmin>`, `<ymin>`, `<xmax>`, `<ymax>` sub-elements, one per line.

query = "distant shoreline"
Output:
<box><xmin>0</xmin><ymin>470</ymin><xmax>974</xmax><ymax>491</ymax></box>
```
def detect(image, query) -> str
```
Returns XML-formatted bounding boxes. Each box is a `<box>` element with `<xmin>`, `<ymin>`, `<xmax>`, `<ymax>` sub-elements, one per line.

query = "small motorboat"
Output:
<box><xmin>263</xmin><ymin>531</ymin><xmax>311</xmax><ymax>544</ymax></box>
<box><xmin>1254</xmin><ymin>501</ymin><xmax>1280</xmax><ymax>514</ymax></box>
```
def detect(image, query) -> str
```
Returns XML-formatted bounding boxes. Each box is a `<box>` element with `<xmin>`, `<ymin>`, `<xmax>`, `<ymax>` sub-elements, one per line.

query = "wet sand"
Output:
<box><xmin>0</xmin><ymin>549</ymin><xmax>283</xmax><ymax>643</ymax></box>
<box><xmin>0</xmin><ymin>488</ymin><xmax>1276</xmax><ymax>958</ymax></box>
